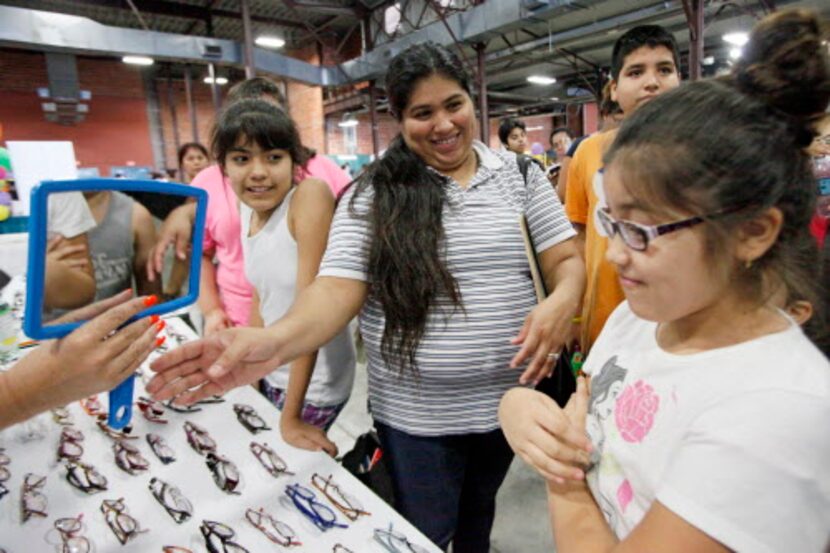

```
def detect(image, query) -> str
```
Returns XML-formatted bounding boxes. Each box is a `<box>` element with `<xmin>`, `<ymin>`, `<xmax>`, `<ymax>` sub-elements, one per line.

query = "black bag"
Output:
<box><xmin>517</xmin><ymin>155</ymin><xmax>578</xmax><ymax>406</ymax></box>
<box><xmin>535</xmin><ymin>347</ymin><xmax>577</xmax><ymax>407</ymax></box>
<box><xmin>341</xmin><ymin>430</ymin><xmax>395</xmax><ymax>506</ymax></box>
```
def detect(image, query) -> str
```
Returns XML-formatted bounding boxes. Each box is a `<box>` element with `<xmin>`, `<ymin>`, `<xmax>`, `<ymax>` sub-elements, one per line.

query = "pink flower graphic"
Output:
<box><xmin>614</xmin><ymin>380</ymin><xmax>659</xmax><ymax>443</ymax></box>
<box><xmin>617</xmin><ymin>480</ymin><xmax>633</xmax><ymax>513</ymax></box>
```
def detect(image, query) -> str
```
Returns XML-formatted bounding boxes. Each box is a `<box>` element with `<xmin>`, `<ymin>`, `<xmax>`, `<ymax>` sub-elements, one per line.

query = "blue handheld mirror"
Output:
<box><xmin>23</xmin><ymin>179</ymin><xmax>207</xmax><ymax>429</ymax></box>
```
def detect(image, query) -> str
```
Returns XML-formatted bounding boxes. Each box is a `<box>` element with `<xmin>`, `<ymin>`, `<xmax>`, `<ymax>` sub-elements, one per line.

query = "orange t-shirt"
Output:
<box><xmin>564</xmin><ymin>130</ymin><xmax>625</xmax><ymax>352</ymax></box>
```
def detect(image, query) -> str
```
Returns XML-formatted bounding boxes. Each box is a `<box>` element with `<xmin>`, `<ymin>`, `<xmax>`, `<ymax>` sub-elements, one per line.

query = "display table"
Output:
<box><xmin>0</xmin><ymin>316</ymin><xmax>439</xmax><ymax>553</ymax></box>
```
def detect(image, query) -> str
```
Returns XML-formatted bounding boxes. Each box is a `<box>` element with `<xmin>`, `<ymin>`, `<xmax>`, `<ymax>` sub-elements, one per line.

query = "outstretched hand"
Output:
<box><xmin>0</xmin><ymin>291</ymin><xmax>164</xmax><ymax>429</ymax></box>
<box><xmin>145</xmin><ymin>326</ymin><xmax>283</xmax><ymax>404</ymax></box>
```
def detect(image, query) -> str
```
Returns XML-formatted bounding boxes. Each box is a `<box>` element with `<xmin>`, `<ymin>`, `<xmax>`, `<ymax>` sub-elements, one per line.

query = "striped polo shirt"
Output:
<box><xmin>319</xmin><ymin>141</ymin><xmax>575</xmax><ymax>436</ymax></box>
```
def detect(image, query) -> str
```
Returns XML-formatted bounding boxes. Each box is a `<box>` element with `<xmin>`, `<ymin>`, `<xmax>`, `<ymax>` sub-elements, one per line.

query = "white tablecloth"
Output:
<box><xmin>0</xmin><ymin>317</ymin><xmax>439</xmax><ymax>553</ymax></box>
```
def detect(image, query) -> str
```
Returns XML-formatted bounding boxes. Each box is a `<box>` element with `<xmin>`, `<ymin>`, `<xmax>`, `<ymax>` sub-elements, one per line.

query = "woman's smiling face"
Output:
<box><xmin>400</xmin><ymin>73</ymin><xmax>476</xmax><ymax>176</ymax></box>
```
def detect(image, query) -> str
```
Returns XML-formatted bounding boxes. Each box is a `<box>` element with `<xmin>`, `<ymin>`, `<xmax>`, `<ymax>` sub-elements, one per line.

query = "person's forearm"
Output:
<box><xmin>0</xmin><ymin>354</ymin><xmax>58</xmax><ymax>429</ymax></box>
<box><xmin>282</xmin><ymin>353</ymin><xmax>319</xmax><ymax>421</ymax></box>
<box><xmin>44</xmin><ymin>262</ymin><xmax>96</xmax><ymax>309</ymax></box>
<box><xmin>197</xmin><ymin>256</ymin><xmax>223</xmax><ymax>315</ymax></box>
<box><xmin>548</xmin><ymin>481</ymin><xmax>617</xmax><ymax>553</ymax></box>
<box><xmin>267</xmin><ymin>277</ymin><xmax>365</xmax><ymax>366</ymax></box>
<box><xmin>544</xmin><ymin>251</ymin><xmax>585</xmax><ymax>320</ymax></box>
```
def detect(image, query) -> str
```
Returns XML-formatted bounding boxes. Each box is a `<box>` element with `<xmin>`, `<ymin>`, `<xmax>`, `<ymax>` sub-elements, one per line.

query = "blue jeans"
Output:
<box><xmin>375</xmin><ymin>423</ymin><xmax>514</xmax><ymax>553</ymax></box>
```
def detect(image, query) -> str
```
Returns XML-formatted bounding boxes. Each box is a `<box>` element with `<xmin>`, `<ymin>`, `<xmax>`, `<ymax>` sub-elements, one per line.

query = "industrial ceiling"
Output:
<box><xmin>2</xmin><ymin>0</ymin><xmax>829</xmax><ymax>118</ymax></box>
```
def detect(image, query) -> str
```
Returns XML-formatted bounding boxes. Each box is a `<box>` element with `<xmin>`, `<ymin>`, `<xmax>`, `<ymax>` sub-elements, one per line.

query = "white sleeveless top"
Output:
<box><xmin>241</xmin><ymin>188</ymin><xmax>355</xmax><ymax>406</ymax></box>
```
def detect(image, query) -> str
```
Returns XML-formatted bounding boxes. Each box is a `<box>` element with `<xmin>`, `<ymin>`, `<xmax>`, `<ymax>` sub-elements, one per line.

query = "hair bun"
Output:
<box><xmin>733</xmin><ymin>9</ymin><xmax>829</xmax><ymax>131</ymax></box>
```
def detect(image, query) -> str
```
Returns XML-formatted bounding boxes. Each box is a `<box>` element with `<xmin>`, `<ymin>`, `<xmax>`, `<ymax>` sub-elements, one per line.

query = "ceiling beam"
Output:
<box><xmin>52</xmin><ymin>0</ymin><xmax>308</xmax><ymax>29</ymax></box>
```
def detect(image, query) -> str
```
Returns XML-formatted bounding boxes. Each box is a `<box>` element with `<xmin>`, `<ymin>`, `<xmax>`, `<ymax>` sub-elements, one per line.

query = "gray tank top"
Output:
<box><xmin>88</xmin><ymin>191</ymin><xmax>134</xmax><ymax>301</ymax></box>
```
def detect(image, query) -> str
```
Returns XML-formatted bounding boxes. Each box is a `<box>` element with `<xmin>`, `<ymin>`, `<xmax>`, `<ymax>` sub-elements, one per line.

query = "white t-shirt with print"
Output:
<box><xmin>583</xmin><ymin>301</ymin><xmax>830</xmax><ymax>553</ymax></box>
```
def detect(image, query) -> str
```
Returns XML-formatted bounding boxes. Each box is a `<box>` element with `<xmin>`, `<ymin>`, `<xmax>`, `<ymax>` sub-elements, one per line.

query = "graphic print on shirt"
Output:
<box><xmin>614</xmin><ymin>379</ymin><xmax>660</xmax><ymax>443</ymax></box>
<box><xmin>586</xmin><ymin>355</ymin><xmax>628</xmax><ymax>527</ymax></box>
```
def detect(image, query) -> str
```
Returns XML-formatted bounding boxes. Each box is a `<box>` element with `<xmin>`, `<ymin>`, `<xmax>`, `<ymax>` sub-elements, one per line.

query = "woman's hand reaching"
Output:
<box><xmin>146</xmin><ymin>326</ymin><xmax>284</xmax><ymax>404</ymax></box>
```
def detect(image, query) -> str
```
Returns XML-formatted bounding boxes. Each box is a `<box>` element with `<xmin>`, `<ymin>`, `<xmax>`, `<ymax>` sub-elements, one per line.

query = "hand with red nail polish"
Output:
<box><xmin>0</xmin><ymin>291</ymin><xmax>167</xmax><ymax>430</ymax></box>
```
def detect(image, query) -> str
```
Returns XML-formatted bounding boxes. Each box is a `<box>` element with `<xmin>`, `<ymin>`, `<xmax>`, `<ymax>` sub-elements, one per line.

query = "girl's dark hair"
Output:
<box><xmin>177</xmin><ymin>142</ymin><xmax>209</xmax><ymax>167</ymax></box>
<box><xmin>605</xmin><ymin>9</ymin><xmax>829</xmax><ymax>346</ymax></box>
<box><xmin>351</xmin><ymin>42</ymin><xmax>471</xmax><ymax>374</ymax></box>
<box><xmin>211</xmin><ymin>99</ymin><xmax>309</xmax><ymax>171</ymax></box>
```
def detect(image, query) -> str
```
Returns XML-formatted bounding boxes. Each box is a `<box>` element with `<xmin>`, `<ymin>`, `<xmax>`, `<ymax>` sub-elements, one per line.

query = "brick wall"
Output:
<box><xmin>0</xmin><ymin>49</ymin><xmax>155</xmax><ymax>174</ymax></box>
<box><xmin>286</xmin><ymin>45</ymin><xmax>326</xmax><ymax>154</ymax></box>
<box><xmin>155</xmin><ymin>76</ymin><xmax>220</xmax><ymax>173</ymax></box>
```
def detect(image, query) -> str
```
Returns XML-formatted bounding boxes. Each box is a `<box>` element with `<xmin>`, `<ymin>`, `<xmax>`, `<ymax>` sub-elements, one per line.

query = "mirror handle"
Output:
<box><xmin>107</xmin><ymin>374</ymin><xmax>135</xmax><ymax>429</ymax></box>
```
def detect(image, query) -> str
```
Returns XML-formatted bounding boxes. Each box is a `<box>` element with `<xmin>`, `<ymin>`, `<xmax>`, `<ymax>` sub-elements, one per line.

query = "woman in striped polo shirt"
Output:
<box><xmin>148</xmin><ymin>42</ymin><xmax>585</xmax><ymax>552</ymax></box>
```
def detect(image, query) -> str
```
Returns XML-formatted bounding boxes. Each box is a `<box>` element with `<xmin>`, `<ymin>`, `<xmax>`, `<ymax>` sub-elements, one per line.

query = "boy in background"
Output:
<box><xmin>565</xmin><ymin>25</ymin><xmax>681</xmax><ymax>351</ymax></box>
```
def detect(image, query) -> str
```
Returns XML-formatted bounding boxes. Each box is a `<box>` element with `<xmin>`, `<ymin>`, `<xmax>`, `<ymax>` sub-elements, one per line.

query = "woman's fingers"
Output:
<box><xmin>51</xmin><ymin>289</ymin><xmax>133</xmax><ymax>325</ymax></box>
<box><xmin>169</xmin><ymin>379</ymin><xmax>225</xmax><ymax>405</ymax></box>
<box><xmin>150</xmin><ymin>339</ymin><xmax>213</xmax><ymax>373</ymax></box>
<box><xmin>510</xmin><ymin>323</ymin><xmax>540</xmax><ymax>369</ymax></box>
<box><xmin>104</xmin><ymin>316</ymin><xmax>156</xmax><ymax>354</ymax></box>
<box><xmin>146</xmin><ymin>359</ymin><xmax>212</xmax><ymax>400</ymax></box>
<box><xmin>80</xmin><ymin>294</ymin><xmax>157</xmax><ymax>341</ymax></box>
<box><xmin>206</xmin><ymin>330</ymin><xmax>255</xmax><ymax>379</ymax></box>
<box><xmin>107</xmin><ymin>320</ymin><xmax>159</xmax><ymax>382</ymax></box>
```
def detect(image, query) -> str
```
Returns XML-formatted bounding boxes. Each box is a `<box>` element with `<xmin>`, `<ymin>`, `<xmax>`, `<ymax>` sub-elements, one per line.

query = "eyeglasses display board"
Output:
<box><xmin>0</xmin><ymin>316</ymin><xmax>440</xmax><ymax>553</ymax></box>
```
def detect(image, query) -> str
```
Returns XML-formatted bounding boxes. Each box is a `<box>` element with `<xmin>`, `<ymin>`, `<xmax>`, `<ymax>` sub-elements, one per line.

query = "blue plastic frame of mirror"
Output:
<box><xmin>23</xmin><ymin>178</ymin><xmax>207</xmax><ymax>429</ymax></box>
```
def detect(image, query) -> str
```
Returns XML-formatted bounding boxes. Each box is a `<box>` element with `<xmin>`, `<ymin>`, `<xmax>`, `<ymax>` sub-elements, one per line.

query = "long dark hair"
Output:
<box><xmin>211</xmin><ymin>99</ymin><xmax>309</xmax><ymax>173</ymax></box>
<box><xmin>605</xmin><ymin>9</ymin><xmax>829</xmax><ymax>349</ymax></box>
<box><xmin>351</xmin><ymin>42</ymin><xmax>473</xmax><ymax>374</ymax></box>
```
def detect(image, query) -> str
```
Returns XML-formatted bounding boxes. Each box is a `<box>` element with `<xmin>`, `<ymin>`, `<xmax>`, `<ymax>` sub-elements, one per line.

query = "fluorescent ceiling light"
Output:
<box><xmin>255</xmin><ymin>36</ymin><xmax>285</xmax><ymax>49</ymax></box>
<box><xmin>122</xmin><ymin>55</ymin><xmax>154</xmax><ymax>66</ymax></box>
<box><xmin>527</xmin><ymin>75</ymin><xmax>557</xmax><ymax>85</ymax></box>
<box><xmin>702</xmin><ymin>56</ymin><xmax>715</xmax><ymax>66</ymax></box>
<box><xmin>729</xmin><ymin>48</ymin><xmax>743</xmax><ymax>60</ymax></box>
<box><xmin>338</xmin><ymin>119</ymin><xmax>359</xmax><ymax>128</ymax></box>
<box><xmin>204</xmin><ymin>76</ymin><xmax>229</xmax><ymax>85</ymax></box>
<box><xmin>723</xmin><ymin>32</ymin><xmax>749</xmax><ymax>46</ymax></box>
<box><xmin>549</xmin><ymin>96</ymin><xmax>560</xmax><ymax>101</ymax></box>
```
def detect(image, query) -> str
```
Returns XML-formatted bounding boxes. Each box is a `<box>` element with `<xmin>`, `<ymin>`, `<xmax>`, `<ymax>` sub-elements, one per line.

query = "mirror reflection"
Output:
<box><xmin>42</xmin><ymin>190</ymin><xmax>191</xmax><ymax>322</ymax></box>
